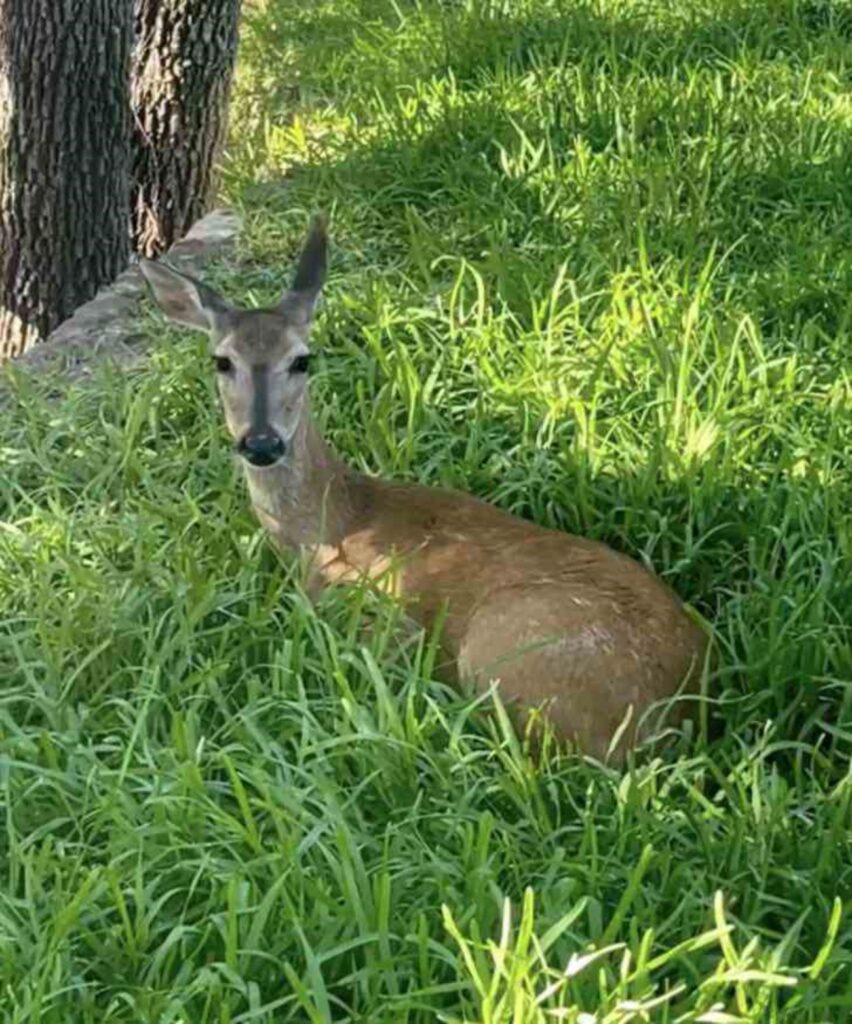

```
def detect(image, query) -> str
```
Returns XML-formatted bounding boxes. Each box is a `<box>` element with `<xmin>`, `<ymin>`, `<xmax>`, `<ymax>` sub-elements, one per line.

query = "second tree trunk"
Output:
<box><xmin>132</xmin><ymin>0</ymin><xmax>242</xmax><ymax>257</ymax></box>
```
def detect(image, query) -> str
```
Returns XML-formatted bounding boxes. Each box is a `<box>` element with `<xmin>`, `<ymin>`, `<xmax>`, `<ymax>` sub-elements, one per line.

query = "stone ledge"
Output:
<box><xmin>1</xmin><ymin>208</ymin><xmax>241</xmax><ymax>387</ymax></box>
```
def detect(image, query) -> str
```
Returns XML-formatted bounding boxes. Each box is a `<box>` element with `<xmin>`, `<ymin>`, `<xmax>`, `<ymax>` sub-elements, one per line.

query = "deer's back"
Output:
<box><xmin>346</xmin><ymin>478</ymin><xmax>700</xmax><ymax>645</ymax></box>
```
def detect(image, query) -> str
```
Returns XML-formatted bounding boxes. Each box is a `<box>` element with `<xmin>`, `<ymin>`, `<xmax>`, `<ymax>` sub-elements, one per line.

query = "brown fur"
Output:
<box><xmin>246</xmin><ymin>418</ymin><xmax>707</xmax><ymax>760</ymax></box>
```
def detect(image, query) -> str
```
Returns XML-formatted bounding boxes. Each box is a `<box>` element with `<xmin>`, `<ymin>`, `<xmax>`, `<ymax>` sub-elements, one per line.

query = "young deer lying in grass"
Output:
<box><xmin>140</xmin><ymin>220</ymin><xmax>707</xmax><ymax>760</ymax></box>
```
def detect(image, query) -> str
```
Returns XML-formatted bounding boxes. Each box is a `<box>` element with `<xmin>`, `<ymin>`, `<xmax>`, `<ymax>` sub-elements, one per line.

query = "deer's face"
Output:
<box><xmin>140</xmin><ymin>218</ymin><xmax>327</xmax><ymax>471</ymax></box>
<box><xmin>210</xmin><ymin>311</ymin><xmax>312</xmax><ymax>467</ymax></box>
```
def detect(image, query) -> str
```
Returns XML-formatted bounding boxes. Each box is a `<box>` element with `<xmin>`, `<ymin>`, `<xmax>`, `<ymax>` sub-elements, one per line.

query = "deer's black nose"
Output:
<box><xmin>237</xmin><ymin>431</ymin><xmax>286</xmax><ymax>467</ymax></box>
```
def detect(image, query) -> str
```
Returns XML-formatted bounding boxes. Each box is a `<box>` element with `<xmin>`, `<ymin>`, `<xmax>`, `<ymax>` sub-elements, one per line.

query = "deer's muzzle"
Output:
<box><xmin>237</xmin><ymin>431</ymin><xmax>287</xmax><ymax>468</ymax></box>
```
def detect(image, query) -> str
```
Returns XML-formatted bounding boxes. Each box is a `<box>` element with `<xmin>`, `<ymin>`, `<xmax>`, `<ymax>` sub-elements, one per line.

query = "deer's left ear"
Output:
<box><xmin>139</xmin><ymin>259</ymin><xmax>232</xmax><ymax>333</ymax></box>
<box><xmin>277</xmin><ymin>215</ymin><xmax>328</xmax><ymax>325</ymax></box>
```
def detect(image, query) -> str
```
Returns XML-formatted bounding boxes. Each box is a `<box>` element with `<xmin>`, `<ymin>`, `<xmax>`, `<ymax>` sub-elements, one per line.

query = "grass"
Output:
<box><xmin>2</xmin><ymin>0</ymin><xmax>852</xmax><ymax>1019</ymax></box>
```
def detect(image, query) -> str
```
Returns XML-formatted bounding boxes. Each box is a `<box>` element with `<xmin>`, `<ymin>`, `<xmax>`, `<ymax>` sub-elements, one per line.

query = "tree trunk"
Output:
<box><xmin>0</xmin><ymin>0</ymin><xmax>132</xmax><ymax>359</ymax></box>
<box><xmin>131</xmin><ymin>0</ymin><xmax>242</xmax><ymax>258</ymax></box>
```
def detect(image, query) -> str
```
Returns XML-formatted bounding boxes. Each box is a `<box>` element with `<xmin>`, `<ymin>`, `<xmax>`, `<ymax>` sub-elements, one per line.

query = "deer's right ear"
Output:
<box><xmin>277</xmin><ymin>215</ymin><xmax>328</xmax><ymax>324</ymax></box>
<box><xmin>138</xmin><ymin>259</ymin><xmax>231</xmax><ymax>333</ymax></box>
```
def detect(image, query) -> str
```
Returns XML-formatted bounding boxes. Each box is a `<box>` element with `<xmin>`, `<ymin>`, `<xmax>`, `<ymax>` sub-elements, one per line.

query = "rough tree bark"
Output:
<box><xmin>0</xmin><ymin>0</ymin><xmax>132</xmax><ymax>359</ymax></box>
<box><xmin>132</xmin><ymin>0</ymin><xmax>243</xmax><ymax>257</ymax></box>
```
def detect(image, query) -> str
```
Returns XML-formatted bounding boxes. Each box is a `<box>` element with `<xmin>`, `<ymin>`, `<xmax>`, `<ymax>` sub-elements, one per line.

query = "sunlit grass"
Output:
<box><xmin>2</xmin><ymin>0</ymin><xmax>851</xmax><ymax>1020</ymax></box>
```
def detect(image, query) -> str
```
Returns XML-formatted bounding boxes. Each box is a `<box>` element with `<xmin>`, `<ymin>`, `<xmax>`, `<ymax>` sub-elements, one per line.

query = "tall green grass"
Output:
<box><xmin>2</xmin><ymin>0</ymin><xmax>851</xmax><ymax>1019</ymax></box>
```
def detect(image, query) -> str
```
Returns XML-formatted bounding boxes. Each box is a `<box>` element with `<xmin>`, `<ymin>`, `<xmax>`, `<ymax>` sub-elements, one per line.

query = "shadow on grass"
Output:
<box><xmin>250</xmin><ymin>0</ymin><xmax>852</xmax><ymax>100</ymax></box>
<box><xmin>240</xmin><ymin>0</ymin><xmax>852</xmax><ymax>338</ymax></box>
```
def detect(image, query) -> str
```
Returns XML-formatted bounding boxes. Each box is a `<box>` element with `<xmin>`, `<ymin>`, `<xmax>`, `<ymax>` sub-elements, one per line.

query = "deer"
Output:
<box><xmin>139</xmin><ymin>218</ymin><xmax>708</xmax><ymax>761</ymax></box>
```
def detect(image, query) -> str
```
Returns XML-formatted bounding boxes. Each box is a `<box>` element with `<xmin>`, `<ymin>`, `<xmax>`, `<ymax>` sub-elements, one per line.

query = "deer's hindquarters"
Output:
<box><xmin>455</xmin><ymin>579</ymin><xmax>706</xmax><ymax>760</ymax></box>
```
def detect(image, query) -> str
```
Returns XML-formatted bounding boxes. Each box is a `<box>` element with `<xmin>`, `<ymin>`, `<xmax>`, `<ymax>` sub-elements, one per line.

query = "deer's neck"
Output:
<box><xmin>242</xmin><ymin>415</ymin><xmax>364</xmax><ymax>549</ymax></box>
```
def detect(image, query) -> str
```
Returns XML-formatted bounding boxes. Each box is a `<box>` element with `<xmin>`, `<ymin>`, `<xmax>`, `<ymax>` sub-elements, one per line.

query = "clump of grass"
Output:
<box><xmin>2</xmin><ymin>0</ymin><xmax>851</xmax><ymax>1020</ymax></box>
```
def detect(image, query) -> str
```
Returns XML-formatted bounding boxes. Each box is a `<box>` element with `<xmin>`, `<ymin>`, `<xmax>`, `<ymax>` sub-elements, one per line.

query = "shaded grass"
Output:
<box><xmin>2</xmin><ymin>0</ymin><xmax>852</xmax><ymax>1019</ymax></box>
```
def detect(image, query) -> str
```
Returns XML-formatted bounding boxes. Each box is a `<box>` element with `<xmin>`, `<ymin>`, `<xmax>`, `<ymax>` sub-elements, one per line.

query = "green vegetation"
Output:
<box><xmin>2</xmin><ymin>0</ymin><xmax>852</xmax><ymax>1019</ymax></box>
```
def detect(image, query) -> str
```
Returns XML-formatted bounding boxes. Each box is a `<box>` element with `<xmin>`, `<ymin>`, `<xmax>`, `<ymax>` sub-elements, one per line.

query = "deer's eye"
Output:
<box><xmin>213</xmin><ymin>355</ymin><xmax>233</xmax><ymax>374</ymax></box>
<box><xmin>290</xmin><ymin>354</ymin><xmax>312</xmax><ymax>375</ymax></box>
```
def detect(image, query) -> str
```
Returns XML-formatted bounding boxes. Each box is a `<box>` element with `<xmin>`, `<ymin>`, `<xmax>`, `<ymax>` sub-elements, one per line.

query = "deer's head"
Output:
<box><xmin>140</xmin><ymin>218</ymin><xmax>327</xmax><ymax>469</ymax></box>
